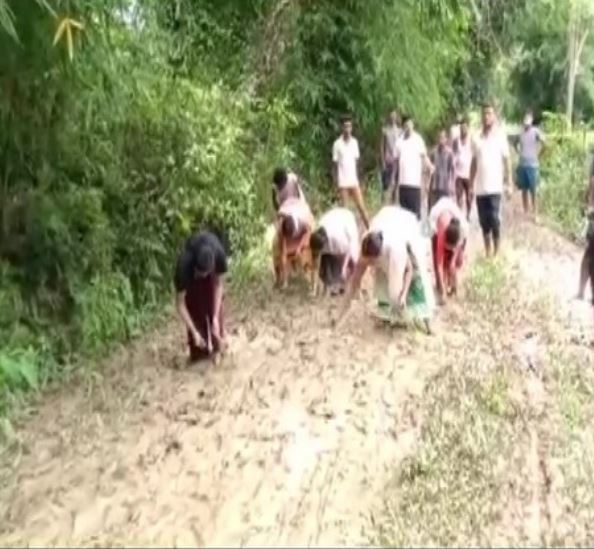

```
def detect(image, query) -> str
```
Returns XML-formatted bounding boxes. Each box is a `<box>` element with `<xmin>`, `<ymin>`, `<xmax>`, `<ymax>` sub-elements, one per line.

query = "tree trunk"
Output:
<box><xmin>565</xmin><ymin>0</ymin><xmax>591</xmax><ymax>130</ymax></box>
<box><xmin>566</xmin><ymin>6</ymin><xmax>577</xmax><ymax>130</ymax></box>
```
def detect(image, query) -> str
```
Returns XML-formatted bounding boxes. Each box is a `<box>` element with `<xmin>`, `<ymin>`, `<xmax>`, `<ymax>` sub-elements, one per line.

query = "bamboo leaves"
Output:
<box><xmin>53</xmin><ymin>16</ymin><xmax>84</xmax><ymax>61</ymax></box>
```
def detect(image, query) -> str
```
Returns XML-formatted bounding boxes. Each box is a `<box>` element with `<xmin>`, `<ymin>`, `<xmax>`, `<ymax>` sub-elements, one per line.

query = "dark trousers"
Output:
<box><xmin>476</xmin><ymin>193</ymin><xmax>502</xmax><ymax>239</ymax></box>
<box><xmin>399</xmin><ymin>185</ymin><xmax>422</xmax><ymax>219</ymax></box>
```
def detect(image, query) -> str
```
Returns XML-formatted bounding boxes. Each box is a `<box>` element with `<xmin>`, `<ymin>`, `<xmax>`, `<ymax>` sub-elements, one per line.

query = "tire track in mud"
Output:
<box><xmin>505</xmin><ymin>207</ymin><xmax>590</xmax><ymax>546</ymax></box>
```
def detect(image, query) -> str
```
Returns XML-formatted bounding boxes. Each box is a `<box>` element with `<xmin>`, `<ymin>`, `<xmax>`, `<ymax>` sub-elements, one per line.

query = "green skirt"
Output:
<box><xmin>374</xmin><ymin>270</ymin><xmax>431</xmax><ymax>324</ymax></box>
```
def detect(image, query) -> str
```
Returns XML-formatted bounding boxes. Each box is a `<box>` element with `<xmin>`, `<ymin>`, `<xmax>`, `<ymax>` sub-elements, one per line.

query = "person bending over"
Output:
<box><xmin>174</xmin><ymin>230</ymin><xmax>227</xmax><ymax>362</ymax></box>
<box><xmin>428</xmin><ymin>196</ymin><xmax>469</xmax><ymax>305</ymax></box>
<box><xmin>273</xmin><ymin>196</ymin><xmax>315</xmax><ymax>290</ymax></box>
<box><xmin>310</xmin><ymin>206</ymin><xmax>360</xmax><ymax>296</ymax></box>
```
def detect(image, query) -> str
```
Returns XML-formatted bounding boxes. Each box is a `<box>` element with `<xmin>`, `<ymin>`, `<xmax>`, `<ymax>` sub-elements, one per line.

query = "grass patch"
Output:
<box><xmin>372</xmin><ymin>248</ymin><xmax>594</xmax><ymax>546</ymax></box>
<box><xmin>371</xmin><ymin>356</ymin><xmax>524</xmax><ymax>546</ymax></box>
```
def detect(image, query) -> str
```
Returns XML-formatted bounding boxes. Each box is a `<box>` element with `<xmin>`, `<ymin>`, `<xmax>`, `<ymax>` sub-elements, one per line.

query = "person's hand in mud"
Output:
<box><xmin>191</xmin><ymin>328</ymin><xmax>207</xmax><ymax>351</ymax></box>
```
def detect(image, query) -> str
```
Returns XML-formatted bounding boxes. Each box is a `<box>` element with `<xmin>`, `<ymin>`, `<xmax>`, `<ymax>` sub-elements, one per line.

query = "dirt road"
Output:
<box><xmin>0</xmin><ymin>204</ymin><xmax>591</xmax><ymax>547</ymax></box>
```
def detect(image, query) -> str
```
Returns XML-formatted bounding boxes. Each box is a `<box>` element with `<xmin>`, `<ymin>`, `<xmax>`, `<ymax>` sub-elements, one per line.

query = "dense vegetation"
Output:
<box><xmin>0</xmin><ymin>0</ymin><xmax>592</xmax><ymax>405</ymax></box>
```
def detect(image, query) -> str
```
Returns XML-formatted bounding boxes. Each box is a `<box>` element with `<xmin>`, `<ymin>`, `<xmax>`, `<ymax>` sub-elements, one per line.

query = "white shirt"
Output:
<box><xmin>367</xmin><ymin>206</ymin><xmax>419</xmax><ymax>305</ymax></box>
<box><xmin>396</xmin><ymin>132</ymin><xmax>427</xmax><ymax>188</ymax></box>
<box><xmin>472</xmin><ymin>127</ymin><xmax>510</xmax><ymax>196</ymax></box>
<box><xmin>453</xmin><ymin>135</ymin><xmax>472</xmax><ymax>179</ymax></box>
<box><xmin>332</xmin><ymin>136</ymin><xmax>360</xmax><ymax>188</ymax></box>
<box><xmin>318</xmin><ymin>207</ymin><xmax>360</xmax><ymax>262</ymax></box>
<box><xmin>428</xmin><ymin>197</ymin><xmax>469</xmax><ymax>240</ymax></box>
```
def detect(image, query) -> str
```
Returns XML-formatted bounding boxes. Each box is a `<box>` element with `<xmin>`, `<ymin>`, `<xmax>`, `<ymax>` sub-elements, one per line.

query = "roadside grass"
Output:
<box><xmin>371</xmin><ymin>255</ymin><xmax>594</xmax><ymax>546</ymax></box>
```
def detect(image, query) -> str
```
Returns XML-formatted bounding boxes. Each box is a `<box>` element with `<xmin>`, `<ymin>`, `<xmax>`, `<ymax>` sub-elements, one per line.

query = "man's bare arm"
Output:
<box><xmin>504</xmin><ymin>155</ymin><xmax>513</xmax><ymax>192</ymax></box>
<box><xmin>469</xmin><ymin>156</ymin><xmax>477</xmax><ymax>189</ymax></box>
<box><xmin>335</xmin><ymin>259</ymin><xmax>367</xmax><ymax>328</ymax></box>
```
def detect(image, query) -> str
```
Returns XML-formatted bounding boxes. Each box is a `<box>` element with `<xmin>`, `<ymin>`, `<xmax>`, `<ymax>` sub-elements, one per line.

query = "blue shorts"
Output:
<box><xmin>516</xmin><ymin>165</ymin><xmax>539</xmax><ymax>192</ymax></box>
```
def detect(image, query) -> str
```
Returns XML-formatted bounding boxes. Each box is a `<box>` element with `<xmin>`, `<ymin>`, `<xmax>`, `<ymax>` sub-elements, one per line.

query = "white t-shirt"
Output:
<box><xmin>332</xmin><ymin>136</ymin><xmax>360</xmax><ymax>188</ymax></box>
<box><xmin>453</xmin><ymin>136</ymin><xmax>472</xmax><ymax>179</ymax></box>
<box><xmin>367</xmin><ymin>206</ymin><xmax>419</xmax><ymax>305</ymax></box>
<box><xmin>318</xmin><ymin>207</ymin><xmax>360</xmax><ymax>263</ymax></box>
<box><xmin>396</xmin><ymin>132</ymin><xmax>427</xmax><ymax>188</ymax></box>
<box><xmin>472</xmin><ymin>128</ymin><xmax>510</xmax><ymax>196</ymax></box>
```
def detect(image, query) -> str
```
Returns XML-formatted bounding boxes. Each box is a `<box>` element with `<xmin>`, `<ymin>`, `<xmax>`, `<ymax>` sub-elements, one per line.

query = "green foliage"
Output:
<box><xmin>0</xmin><ymin>0</ymin><xmax>293</xmax><ymax>399</ymax></box>
<box><xmin>2</xmin><ymin>0</ymin><xmax>579</xmax><ymax>407</ymax></box>
<box><xmin>465</xmin><ymin>258</ymin><xmax>507</xmax><ymax>307</ymax></box>
<box><xmin>539</xmin><ymin>112</ymin><xmax>589</xmax><ymax>240</ymax></box>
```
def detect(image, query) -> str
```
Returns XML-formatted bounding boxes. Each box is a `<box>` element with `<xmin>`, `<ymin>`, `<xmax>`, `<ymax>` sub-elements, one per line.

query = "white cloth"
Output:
<box><xmin>366</xmin><ymin>206</ymin><xmax>435</xmax><ymax>313</ymax></box>
<box><xmin>454</xmin><ymin>136</ymin><xmax>472</xmax><ymax>179</ymax></box>
<box><xmin>318</xmin><ymin>207</ymin><xmax>360</xmax><ymax>263</ymax></box>
<box><xmin>332</xmin><ymin>136</ymin><xmax>360</xmax><ymax>188</ymax></box>
<box><xmin>428</xmin><ymin>196</ymin><xmax>469</xmax><ymax>239</ymax></box>
<box><xmin>472</xmin><ymin>127</ymin><xmax>510</xmax><ymax>196</ymax></box>
<box><xmin>396</xmin><ymin>132</ymin><xmax>427</xmax><ymax>188</ymax></box>
<box><xmin>278</xmin><ymin>196</ymin><xmax>313</xmax><ymax>234</ymax></box>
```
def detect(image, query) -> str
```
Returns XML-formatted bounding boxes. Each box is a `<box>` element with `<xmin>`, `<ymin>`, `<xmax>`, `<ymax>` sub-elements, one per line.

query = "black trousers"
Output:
<box><xmin>399</xmin><ymin>185</ymin><xmax>421</xmax><ymax>219</ymax></box>
<box><xmin>476</xmin><ymin>193</ymin><xmax>502</xmax><ymax>238</ymax></box>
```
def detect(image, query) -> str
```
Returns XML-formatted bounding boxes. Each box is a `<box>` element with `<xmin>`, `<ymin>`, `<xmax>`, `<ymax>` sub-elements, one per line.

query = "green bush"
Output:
<box><xmin>0</xmin><ymin>2</ymin><xmax>296</xmax><ymax>400</ymax></box>
<box><xmin>539</xmin><ymin>112</ymin><xmax>589</xmax><ymax>240</ymax></box>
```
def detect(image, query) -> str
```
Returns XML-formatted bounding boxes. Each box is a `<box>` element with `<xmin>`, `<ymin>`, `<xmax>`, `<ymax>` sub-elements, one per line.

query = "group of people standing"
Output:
<box><xmin>172</xmin><ymin>101</ymin><xmax>579</xmax><ymax>363</ymax></box>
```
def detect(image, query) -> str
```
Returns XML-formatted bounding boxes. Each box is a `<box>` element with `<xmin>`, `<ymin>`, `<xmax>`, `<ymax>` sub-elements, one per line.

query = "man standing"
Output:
<box><xmin>470</xmin><ymin>102</ymin><xmax>512</xmax><ymax>257</ymax></box>
<box><xmin>428</xmin><ymin>129</ymin><xmax>455</xmax><ymax>212</ymax></box>
<box><xmin>576</xmin><ymin>154</ymin><xmax>594</xmax><ymax>301</ymax></box>
<box><xmin>332</xmin><ymin>115</ymin><xmax>370</xmax><ymax>228</ymax></box>
<box><xmin>515</xmin><ymin>110</ymin><xmax>544</xmax><ymax>217</ymax></box>
<box><xmin>395</xmin><ymin>115</ymin><xmax>433</xmax><ymax>219</ymax></box>
<box><xmin>453</xmin><ymin>117</ymin><xmax>473</xmax><ymax>220</ymax></box>
<box><xmin>380</xmin><ymin>110</ymin><xmax>401</xmax><ymax>204</ymax></box>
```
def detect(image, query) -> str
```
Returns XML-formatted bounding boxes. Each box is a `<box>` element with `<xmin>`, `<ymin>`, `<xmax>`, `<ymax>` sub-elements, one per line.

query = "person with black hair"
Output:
<box><xmin>470</xmin><ymin>102</ymin><xmax>512</xmax><ymax>257</ymax></box>
<box><xmin>310</xmin><ymin>207</ymin><xmax>359</xmax><ymax>296</ymax></box>
<box><xmin>453</xmin><ymin>116</ymin><xmax>473</xmax><ymax>220</ymax></box>
<box><xmin>515</xmin><ymin>110</ymin><xmax>544</xmax><ymax>216</ymax></box>
<box><xmin>428</xmin><ymin>129</ymin><xmax>455</xmax><ymax>212</ymax></box>
<box><xmin>380</xmin><ymin>109</ymin><xmax>402</xmax><ymax>203</ymax></box>
<box><xmin>332</xmin><ymin>115</ymin><xmax>370</xmax><ymax>227</ymax></box>
<box><xmin>273</xmin><ymin>195</ymin><xmax>315</xmax><ymax>290</ymax></box>
<box><xmin>394</xmin><ymin>115</ymin><xmax>433</xmax><ymax>219</ymax></box>
<box><xmin>337</xmin><ymin>206</ymin><xmax>435</xmax><ymax>333</ymax></box>
<box><xmin>271</xmin><ymin>167</ymin><xmax>304</xmax><ymax>212</ymax></box>
<box><xmin>428</xmin><ymin>196</ymin><xmax>469</xmax><ymax>305</ymax></box>
<box><xmin>174</xmin><ymin>231</ymin><xmax>228</xmax><ymax>362</ymax></box>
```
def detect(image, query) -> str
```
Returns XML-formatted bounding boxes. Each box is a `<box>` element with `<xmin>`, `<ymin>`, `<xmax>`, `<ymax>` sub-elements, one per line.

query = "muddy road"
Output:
<box><xmin>0</xmin><ymin>203</ymin><xmax>591</xmax><ymax>547</ymax></box>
